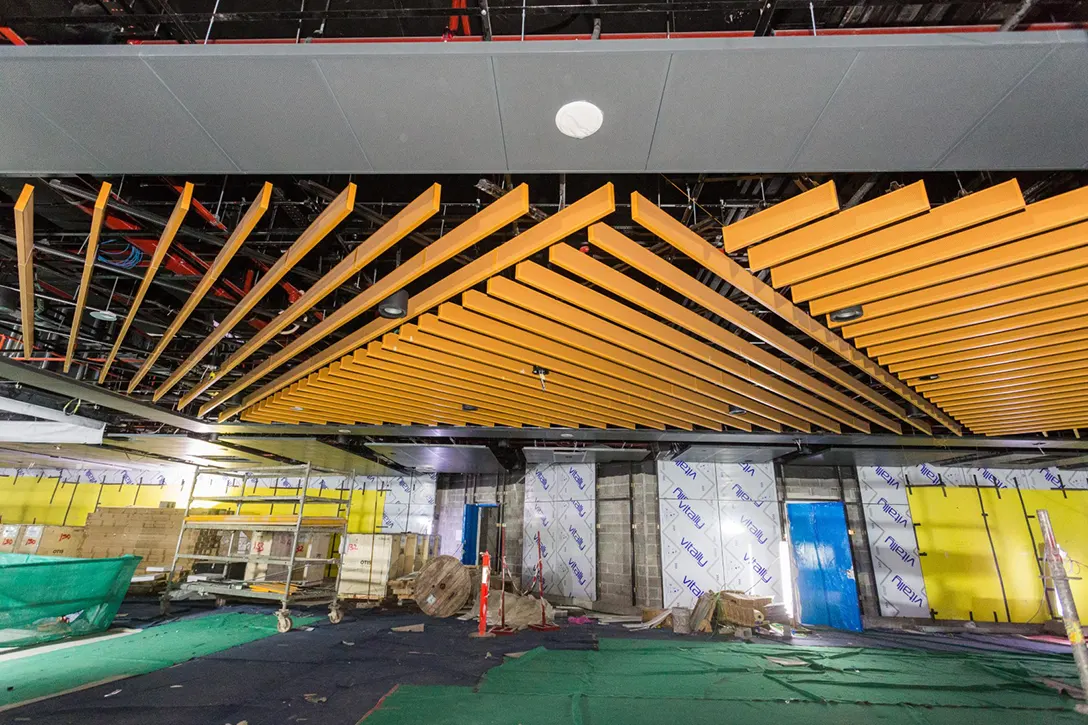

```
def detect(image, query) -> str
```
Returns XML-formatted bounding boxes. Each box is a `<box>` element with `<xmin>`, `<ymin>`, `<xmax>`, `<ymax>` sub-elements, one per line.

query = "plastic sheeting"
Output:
<box><xmin>787</xmin><ymin>502</ymin><xmax>863</xmax><ymax>632</ymax></box>
<box><xmin>0</xmin><ymin>553</ymin><xmax>139</xmax><ymax>648</ymax></box>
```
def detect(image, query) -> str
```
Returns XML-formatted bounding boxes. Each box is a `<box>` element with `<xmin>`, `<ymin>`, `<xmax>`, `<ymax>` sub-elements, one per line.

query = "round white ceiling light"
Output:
<box><xmin>89</xmin><ymin>309</ymin><xmax>118</xmax><ymax>322</ymax></box>
<box><xmin>555</xmin><ymin>101</ymin><xmax>603</xmax><ymax>139</ymax></box>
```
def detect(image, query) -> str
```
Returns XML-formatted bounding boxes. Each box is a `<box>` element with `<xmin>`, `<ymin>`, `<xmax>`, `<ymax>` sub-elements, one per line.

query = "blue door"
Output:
<box><xmin>787</xmin><ymin>502</ymin><xmax>863</xmax><ymax>631</ymax></box>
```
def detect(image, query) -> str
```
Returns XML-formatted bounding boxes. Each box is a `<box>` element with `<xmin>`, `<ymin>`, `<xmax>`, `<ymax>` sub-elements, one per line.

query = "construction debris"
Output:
<box><xmin>468</xmin><ymin>589</ymin><xmax>555</xmax><ymax>630</ymax></box>
<box><xmin>391</xmin><ymin>624</ymin><xmax>425</xmax><ymax>633</ymax></box>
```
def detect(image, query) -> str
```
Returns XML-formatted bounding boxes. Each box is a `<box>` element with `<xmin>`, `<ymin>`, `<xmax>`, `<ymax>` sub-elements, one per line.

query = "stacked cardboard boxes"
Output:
<box><xmin>79</xmin><ymin>507</ymin><xmax>202</xmax><ymax>576</ymax></box>
<box><xmin>0</xmin><ymin>524</ymin><xmax>85</xmax><ymax>556</ymax></box>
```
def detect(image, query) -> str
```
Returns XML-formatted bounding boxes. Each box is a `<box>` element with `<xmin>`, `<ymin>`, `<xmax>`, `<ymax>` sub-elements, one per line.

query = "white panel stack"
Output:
<box><xmin>522</xmin><ymin>463</ymin><xmax>596</xmax><ymax>600</ymax></box>
<box><xmin>659</xmin><ymin>460</ymin><xmax>782</xmax><ymax>609</ymax></box>
<box><xmin>857</xmin><ymin>466</ymin><xmax>930</xmax><ymax>618</ymax></box>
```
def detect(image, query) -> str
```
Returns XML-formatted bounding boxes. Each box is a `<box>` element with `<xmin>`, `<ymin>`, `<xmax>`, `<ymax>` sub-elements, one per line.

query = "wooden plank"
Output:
<box><xmin>181</xmin><ymin>183</ymin><xmax>440</xmax><ymax>410</ymax></box>
<box><xmin>127</xmin><ymin>182</ymin><xmax>272</xmax><ymax>393</ymax></box>
<box><xmin>65</xmin><ymin>182</ymin><xmax>111</xmax><ymax>373</ymax></box>
<box><xmin>154</xmin><ymin>183</ymin><xmax>356</xmax><ymax>402</ymax></box>
<box><xmin>14</xmin><ymin>185</ymin><xmax>34</xmax><ymax>357</ymax></box>
<box><xmin>98</xmin><ymin>183</ymin><xmax>193</xmax><ymax>383</ymax></box>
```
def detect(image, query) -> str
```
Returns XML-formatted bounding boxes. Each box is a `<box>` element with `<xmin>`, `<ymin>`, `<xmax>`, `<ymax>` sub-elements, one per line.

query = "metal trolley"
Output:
<box><xmin>161</xmin><ymin>464</ymin><xmax>352</xmax><ymax>632</ymax></box>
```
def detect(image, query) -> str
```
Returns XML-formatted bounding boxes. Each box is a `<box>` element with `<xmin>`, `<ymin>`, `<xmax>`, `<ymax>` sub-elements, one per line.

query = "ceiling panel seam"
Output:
<box><xmin>313</xmin><ymin>58</ymin><xmax>374</xmax><ymax>171</ymax></box>
<box><xmin>140</xmin><ymin>58</ymin><xmax>242</xmax><ymax>173</ymax></box>
<box><xmin>489</xmin><ymin>56</ymin><xmax>511</xmax><ymax>171</ymax></box>
<box><xmin>932</xmin><ymin>45</ymin><xmax>1057</xmax><ymax>170</ymax></box>
<box><xmin>642</xmin><ymin>52</ymin><xmax>674</xmax><ymax>171</ymax></box>
<box><xmin>3</xmin><ymin>79</ymin><xmax>107</xmax><ymax>171</ymax></box>
<box><xmin>786</xmin><ymin>51</ymin><xmax>859</xmax><ymax>171</ymax></box>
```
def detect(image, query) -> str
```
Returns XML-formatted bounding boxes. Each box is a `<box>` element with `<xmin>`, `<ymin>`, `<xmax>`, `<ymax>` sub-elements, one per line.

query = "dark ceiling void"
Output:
<box><xmin>1</xmin><ymin>0</ymin><xmax>1086</xmax><ymax>46</ymax></box>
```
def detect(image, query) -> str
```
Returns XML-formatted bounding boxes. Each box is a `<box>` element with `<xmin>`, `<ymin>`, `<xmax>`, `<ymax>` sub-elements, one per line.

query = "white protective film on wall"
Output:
<box><xmin>522</xmin><ymin>463</ymin><xmax>596</xmax><ymax>600</ymax></box>
<box><xmin>659</xmin><ymin>460</ymin><xmax>782</xmax><ymax>609</ymax></box>
<box><xmin>857</xmin><ymin>466</ymin><xmax>930</xmax><ymax>618</ymax></box>
<box><xmin>362</xmin><ymin>473</ymin><xmax>437</xmax><ymax>534</ymax></box>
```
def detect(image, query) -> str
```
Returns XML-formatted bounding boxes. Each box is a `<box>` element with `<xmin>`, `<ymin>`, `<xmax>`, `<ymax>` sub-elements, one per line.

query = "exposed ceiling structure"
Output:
<box><xmin>1</xmin><ymin>1</ymin><xmax>1088</xmax><ymax>467</ymax></box>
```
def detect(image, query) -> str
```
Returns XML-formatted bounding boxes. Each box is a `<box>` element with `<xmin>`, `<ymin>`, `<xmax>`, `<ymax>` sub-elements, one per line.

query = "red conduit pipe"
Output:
<box><xmin>0</xmin><ymin>27</ymin><xmax>27</xmax><ymax>45</ymax></box>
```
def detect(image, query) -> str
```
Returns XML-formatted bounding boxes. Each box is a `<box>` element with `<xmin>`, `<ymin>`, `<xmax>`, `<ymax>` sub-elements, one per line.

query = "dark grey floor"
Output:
<box><xmin>0</xmin><ymin>598</ymin><xmax>1072</xmax><ymax>725</ymax></box>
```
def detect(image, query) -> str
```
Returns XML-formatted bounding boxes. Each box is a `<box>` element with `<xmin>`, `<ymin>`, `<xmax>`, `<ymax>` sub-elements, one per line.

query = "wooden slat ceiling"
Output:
<box><xmin>15</xmin><ymin>176</ymin><xmax>1086</xmax><ymax>438</ymax></box>
<box><xmin>733</xmin><ymin>178</ymin><xmax>1088</xmax><ymax>437</ymax></box>
<box><xmin>233</xmin><ymin>183</ymin><xmax>960</xmax><ymax>434</ymax></box>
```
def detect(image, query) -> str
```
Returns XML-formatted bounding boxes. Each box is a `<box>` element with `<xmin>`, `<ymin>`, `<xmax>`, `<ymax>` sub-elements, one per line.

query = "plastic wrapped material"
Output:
<box><xmin>0</xmin><ymin>553</ymin><xmax>140</xmax><ymax>648</ymax></box>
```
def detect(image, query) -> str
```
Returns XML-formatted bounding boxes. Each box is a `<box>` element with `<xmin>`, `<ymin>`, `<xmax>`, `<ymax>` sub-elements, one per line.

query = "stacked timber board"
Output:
<box><xmin>80</xmin><ymin>507</ymin><xmax>201</xmax><ymax>576</ymax></box>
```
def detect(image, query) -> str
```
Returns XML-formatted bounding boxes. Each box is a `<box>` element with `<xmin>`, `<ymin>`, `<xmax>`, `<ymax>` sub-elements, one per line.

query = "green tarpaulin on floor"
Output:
<box><xmin>361</xmin><ymin>637</ymin><xmax>1085</xmax><ymax>725</ymax></box>
<box><xmin>0</xmin><ymin>612</ymin><xmax>314</xmax><ymax>709</ymax></box>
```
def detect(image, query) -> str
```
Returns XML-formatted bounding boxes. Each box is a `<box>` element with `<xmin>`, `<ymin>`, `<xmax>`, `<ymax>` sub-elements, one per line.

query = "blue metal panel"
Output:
<box><xmin>787</xmin><ymin>501</ymin><xmax>863</xmax><ymax>632</ymax></box>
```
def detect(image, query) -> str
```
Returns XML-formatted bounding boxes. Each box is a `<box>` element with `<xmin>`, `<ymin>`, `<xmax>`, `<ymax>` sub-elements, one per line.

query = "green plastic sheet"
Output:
<box><xmin>0</xmin><ymin>612</ymin><xmax>314</xmax><ymax>708</ymax></box>
<box><xmin>361</xmin><ymin>638</ymin><xmax>1086</xmax><ymax>725</ymax></box>
<box><xmin>0</xmin><ymin>553</ymin><xmax>140</xmax><ymax>648</ymax></box>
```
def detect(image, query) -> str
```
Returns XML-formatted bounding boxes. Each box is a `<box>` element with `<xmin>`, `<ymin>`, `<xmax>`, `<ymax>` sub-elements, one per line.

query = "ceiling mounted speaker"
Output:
<box><xmin>378</xmin><ymin>289</ymin><xmax>410</xmax><ymax>319</ymax></box>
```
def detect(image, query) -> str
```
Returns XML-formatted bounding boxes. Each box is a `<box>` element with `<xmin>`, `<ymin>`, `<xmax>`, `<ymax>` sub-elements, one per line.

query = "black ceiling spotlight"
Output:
<box><xmin>378</xmin><ymin>289</ymin><xmax>409</xmax><ymax>319</ymax></box>
<box><xmin>462</xmin><ymin>403</ymin><xmax>478</xmax><ymax>412</ymax></box>
<box><xmin>829</xmin><ymin>305</ymin><xmax>864</xmax><ymax>323</ymax></box>
<box><xmin>728</xmin><ymin>406</ymin><xmax>746</xmax><ymax>416</ymax></box>
<box><xmin>919</xmin><ymin>374</ymin><xmax>940</xmax><ymax>381</ymax></box>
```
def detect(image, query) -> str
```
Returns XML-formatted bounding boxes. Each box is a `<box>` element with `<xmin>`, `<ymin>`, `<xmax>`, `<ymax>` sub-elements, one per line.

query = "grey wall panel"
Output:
<box><xmin>318</xmin><ymin>54</ymin><xmax>506</xmax><ymax>172</ymax></box>
<box><xmin>145</xmin><ymin>56</ymin><xmax>371</xmax><ymax>173</ymax></box>
<box><xmin>0</xmin><ymin>34</ymin><xmax>1085</xmax><ymax>174</ymax></box>
<box><xmin>2</xmin><ymin>57</ymin><xmax>238</xmax><ymax>173</ymax></box>
<box><xmin>493</xmin><ymin>51</ymin><xmax>670</xmax><ymax>171</ymax></box>
<box><xmin>648</xmin><ymin>48</ymin><xmax>857</xmax><ymax>171</ymax></box>
<box><xmin>938</xmin><ymin>43</ymin><xmax>1088</xmax><ymax>170</ymax></box>
<box><xmin>793</xmin><ymin>44</ymin><xmax>1054</xmax><ymax>171</ymax></box>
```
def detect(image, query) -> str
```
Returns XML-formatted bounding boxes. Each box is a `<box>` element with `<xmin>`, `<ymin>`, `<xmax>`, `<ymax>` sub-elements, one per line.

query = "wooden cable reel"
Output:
<box><xmin>412</xmin><ymin>555</ymin><xmax>472</xmax><ymax>617</ymax></box>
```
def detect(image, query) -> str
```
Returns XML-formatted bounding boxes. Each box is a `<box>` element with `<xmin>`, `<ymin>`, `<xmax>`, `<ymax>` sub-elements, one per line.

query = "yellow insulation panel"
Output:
<box><xmin>912</xmin><ymin>487</ymin><xmax>1088</xmax><ymax>623</ymax></box>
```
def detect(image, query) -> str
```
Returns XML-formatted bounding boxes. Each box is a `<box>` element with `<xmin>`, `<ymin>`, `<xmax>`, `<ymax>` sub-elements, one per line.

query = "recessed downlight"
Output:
<box><xmin>560</xmin><ymin>432</ymin><xmax>574</xmax><ymax>439</ymax></box>
<box><xmin>555</xmin><ymin>101</ymin><xmax>603</xmax><ymax>139</ymax></box>
<box><xmin>829</xmin><ymin>305</ymin><xmax>864</xmax><ymax>323</ymax></box>
<box><xmin>462</xmin><ymin>403</ymin><xmax>479</xmax><ymax>412</ymax></box>
<box><xmin>291</xmin><ymin>406</ymin><xmax>305</xmax><ymax>412</ymax></box>
<box><xmin>919</xmin><ymin>374</ymin><xmax>940</xmax><ymax>382</ymax></box>
<box><xmin>728</xmin><ymin>406</ymin><xmax>746</xmax><ymax>416</ymax></box>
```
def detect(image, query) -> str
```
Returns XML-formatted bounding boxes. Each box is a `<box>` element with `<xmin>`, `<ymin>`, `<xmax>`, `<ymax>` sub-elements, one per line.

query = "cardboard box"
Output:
<box><xmin>0</xmin><ymin>524</ymin><xmax>20</xmax><ymax>553</ymax></box>
<box><xmin>36</xmin><ymin>526</ymin><xmax>85</xmax><ymax>557</ymax></box>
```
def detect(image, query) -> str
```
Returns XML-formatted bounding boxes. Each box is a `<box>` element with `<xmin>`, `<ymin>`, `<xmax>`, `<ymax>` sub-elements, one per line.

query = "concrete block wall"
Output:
<box><xmin>434</xmin><ymin>471</ymin><xmax>524</xmax><ymax>583</ymax></box>
<box><xmin>596</xmin><ymin>461</ymin><xmax>663</xmax><ymax>612</ymax></box>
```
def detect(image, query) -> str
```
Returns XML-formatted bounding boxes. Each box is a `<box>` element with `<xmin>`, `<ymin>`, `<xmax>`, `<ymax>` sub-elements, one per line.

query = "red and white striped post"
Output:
<box><xmin>470</xmin><ymin>551</ymin><xmax>495</xmax><ymax>638</ymax></box>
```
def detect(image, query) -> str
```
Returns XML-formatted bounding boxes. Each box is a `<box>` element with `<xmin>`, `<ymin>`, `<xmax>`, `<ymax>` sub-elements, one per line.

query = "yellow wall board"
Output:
<box><xmin>912</xmin><ymin>486</ymin><xmax>1087</xmax><ymax>623</ymax></box>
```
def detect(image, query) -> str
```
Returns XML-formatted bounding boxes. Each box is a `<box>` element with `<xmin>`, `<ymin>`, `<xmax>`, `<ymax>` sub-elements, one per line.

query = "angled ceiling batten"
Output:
<box><xmin>99</xmin><ymin>182</ymin><xmax>193</xmax><ymax>383</ymax></box>
<box><xmin>180</xmin><ymin>183</ymin><xmax>440</xmax><ymax>410</ymax></box>
<box><xmin>547</xmin><ymin>243</ymin><xmax>871</xmax><ymax>433</ymax></box>
<box><xmin>225</xmin><ymin>183</ymin><xmax>615</xmax><ymax>421</ymax></box>
<box><xmin>747</xmin><ymin>181</ymin><xmax>929</xmax><ymax>271</ymax></box>
<box><xmin>776</xmin><ymin>179</ymin><xmax>1025</xmax><ymax>289</ymax></box>
<box><xmin>14</xmin><ymin>185</ymin><xmax>35</xmax><ymax>358</ymax></box>
<box><xmin>721</xmin><ymin>181</ymin><xmax>839</xmax><ymax>253</ymax></box>
<box><xmin>127</xmin><ymin>182</ymin><xmax>272</xmax><ymax>393</ymax></box>
<box><xmin>154</xmin><ymin>182</ymin><xmax>356</xmax><ymax>402</ymax></box>
<box><xmin>202</xmin><ymin>182</ymin><xmax>533</xmax><ymax>418</ymax></box>
<box><xmin>66</xmin><ymin>182</ymin><xmax>111</xmax><ymax>374</ymax></box>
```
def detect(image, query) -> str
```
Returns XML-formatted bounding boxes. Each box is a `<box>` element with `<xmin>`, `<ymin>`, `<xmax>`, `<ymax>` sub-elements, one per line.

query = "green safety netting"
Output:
<box><xmin>361</xmin><ymin>638</ymin><xmax>1086</xmax><ymax>725</ymax></box>
<box><xmin>0</xmin><ymin>553</ymin><xmax>140</xmax><ymax>648</ymax></box>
